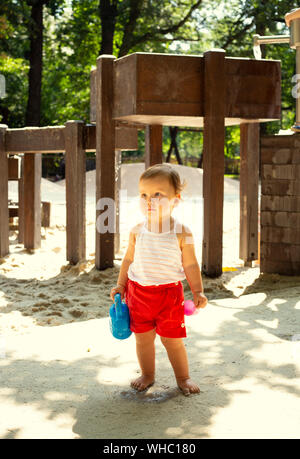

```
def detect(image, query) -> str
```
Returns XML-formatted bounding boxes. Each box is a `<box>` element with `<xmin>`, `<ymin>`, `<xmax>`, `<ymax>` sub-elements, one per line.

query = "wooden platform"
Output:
<box><xmin>112</xmin><ymin>52</ymin><xmax>281</xmax><ymax>127</ymax></box>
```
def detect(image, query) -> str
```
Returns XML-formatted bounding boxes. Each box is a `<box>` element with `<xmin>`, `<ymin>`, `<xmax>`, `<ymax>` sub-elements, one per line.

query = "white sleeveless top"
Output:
<box><xmin>127</xmin><ymin>218</ymin><xmax>186</xmax><ymax>286</ymax></box>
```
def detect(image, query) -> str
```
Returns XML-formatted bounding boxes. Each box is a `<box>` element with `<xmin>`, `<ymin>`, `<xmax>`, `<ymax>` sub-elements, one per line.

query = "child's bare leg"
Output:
<box><xmin>131</xmin><ymin>329</ymin><xmax>156</xmax><ymax>391</ymax></box>
<box><xmin>160</xmin><ymin>336</ymin><xmax>200</xmax><ymax>395</ymax></box>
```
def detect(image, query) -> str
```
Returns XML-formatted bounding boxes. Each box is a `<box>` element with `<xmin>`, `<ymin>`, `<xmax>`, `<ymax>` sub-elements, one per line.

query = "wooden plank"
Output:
<box><xmin>260</xmin><ymin>258</ymin><xmax>300</xmax><ymax>275</ymax></box>
<box><xmin>261</xmin><ymin>134</ymin><xmax>300</xmax><ymax>149</ymax></box>
<box><xmin>225</xmin><ymin>58</ymin><xmax>281</xmax><ymax>119</ymax></box>
<box><xmin>8</xmin><ymin>157</ymin><xmax>19</xmax><ymax>179</ymax></box>
<box><xmin>239</xmin><ymin>123</ymin><xmax>259</xmax><ymax>264</ymax></box>
<box><xmin>23</xmin><ymin>153</ymin><xmax>41</xmax><ymax>249</ymax></box>
<box><xmin>261</xmin><ymin>179</ymin><xmax>300</xmax><ymax>196</ymax></box>
<box><xmin>6</xmin><ymin>126</ymin><xmax>65</xmax><ymax>153</ymax></box>
<box><xmin>261</xmin><ymin>195</ymin><xmax>300</xmax><ymax>212</ymax></box>
<box><xmin>95</xmin><ymin>55</ymin><xmax>116</xmax><ymax>270</ymax></box>
<box><xmin>113</xmin><ymin>53</ymin><xmax>137</xmax><ymax>118</ymax></box>
<box><xmin>0</xmin><ymin>125</ymin><xmax>9</xmax><ymax>257</ymax></box>
<box><xmin>5</xmin><ymin>124</ymin><xmax>137</xmax><ymax>154</ymax></box>
<box><xmin>262</xmin><ymin>164</ymin><xmax>300</xmax><ymax>180</ymax></box>
<box><xmin>260</xmin><ymin>147</ymin><xmax>300</xmax><ymax>165</ymax></box>
<box><xmin>261</xmin><ymin>226</ymin><xmax>300</xmax><ymax>244</ymax></box>
<box><xmin>145</xmin><ymin>125</ymin><xmax>162</xmax><ymax>168</ymax></box>
<box><xmin>261</xmin><ymin>242</ymin><xmax>300</xmax><ymax>262</ymax></box>
<box><xmin>137</xmin><ymin>53</ymin><xmax>204</xmax><ymax>117</ymax></box>
<box><xmin>41</xmin><ymin>201</ymin><xmax>51</xmax><ymax>228</ymax></box>
<box><xmin>115</xmin><ymin>126</ymin><xmax>138</xmax><ymax>151</ymax></box>
<box><xmin>65</xmin><ymin>120</ymin><xmax>86</xmax><ymax>264</ymax></box>
<box><xmin>113</xmin><ymin>52</ymin><xmax>280</xmax><ymax>126</ymax></box>
<box><xmin>112</xmin><ymin>114</ymin><xmax>278</xmax><ymax>128</ymax></box>
<box><xmin>202</xmin><ymin>50</ymin><xmax>225</xmax><ymax>277</ymax></box>
<box><xmin>90</xmin><ymin>68</ymin><xmax>96</xmax><ymax>123</ymax></box>
<box><xmin>9</xmin><ymin>202</ymin><xmax>50</xmax><ymax>227</ymax></box>
<box><xmin>261</xmin><ymin>211</ymin><xmax>300</xmax><ymax>228</ymax></box>
<box><xmin>84</xmin><ymin>124</ymin><xmax>138</xmax><ymax>151</ymax></box>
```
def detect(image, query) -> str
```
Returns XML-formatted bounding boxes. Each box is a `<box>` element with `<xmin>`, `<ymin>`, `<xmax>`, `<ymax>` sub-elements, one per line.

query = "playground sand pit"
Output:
<box><xmin>0</xmin><ymin>163</ymin><xmax>300</xmax><ymax>439</ymax></box>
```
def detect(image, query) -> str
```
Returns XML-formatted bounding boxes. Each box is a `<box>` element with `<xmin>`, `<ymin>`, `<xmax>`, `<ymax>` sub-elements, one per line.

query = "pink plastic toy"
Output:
<box><xmin>184</xmin><ymin>300</ymin><xmax>199</xmax><ymax>316</ymax></box>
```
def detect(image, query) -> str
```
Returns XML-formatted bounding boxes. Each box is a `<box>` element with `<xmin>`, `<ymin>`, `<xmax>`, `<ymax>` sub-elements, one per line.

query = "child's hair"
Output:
<box><xmin>139</xmin><ymin>163</ymin><xmax>187</xmax><ymax>196</ymax></box>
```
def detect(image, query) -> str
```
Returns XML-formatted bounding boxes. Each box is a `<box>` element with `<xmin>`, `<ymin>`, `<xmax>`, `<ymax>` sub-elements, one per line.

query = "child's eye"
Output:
<box><xmin>154</xmin><ymin>192</ymin><xmax>161</xmax><ymax>197</ymax></box>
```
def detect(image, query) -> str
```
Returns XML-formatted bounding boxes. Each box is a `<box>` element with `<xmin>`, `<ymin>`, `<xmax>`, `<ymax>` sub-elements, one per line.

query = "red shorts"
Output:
<box><xmin>124</xmin><ymin>278</ymin><xmax>186</xmax><ymax>338</ymax></box>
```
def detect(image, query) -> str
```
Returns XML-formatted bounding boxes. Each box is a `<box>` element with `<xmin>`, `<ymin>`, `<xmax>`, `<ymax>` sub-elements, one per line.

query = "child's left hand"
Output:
<box><xmin>193</xmin><ymin>291</ymin><xmax>208</xmax><ymax>309</ymax></box>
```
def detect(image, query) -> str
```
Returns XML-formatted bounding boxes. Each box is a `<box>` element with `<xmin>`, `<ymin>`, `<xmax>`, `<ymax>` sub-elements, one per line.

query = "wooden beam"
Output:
<box><xmin>5</xmin><ymin>124</ymin><xmax>137</xmax><ymax>154</ymax></box>
<box><xmin>65</xmin><ymin>120</ymin><xmax>86</xmax><ymax>264</ymax></box>
<box><xmin>90</xmin><ymin>68</ymin><xmax>96</xmax><ymax>123</ymax></box>
<box><xmin>9</xmin><ymin>201</ymin><xmax>51</xmax><ymax>227</ymax></box>
<box><xmin>6</xmin><ymin>126</ymin><xmax>65</xmax><ymax>153</ymax></box>
<box><xmin>84</xmin><ymin>124</ymin><xmax>138</xmax><ymax>152</ymax></box>
<box><xmin>23</xmin><ymin>153</ymin><xmax>41</xmax><ymax>249</ymax></box>
<box><xmin>239</xmin><ymin>123</ymin><xmax>259</xmax><ymax>265</ymax></box>
<box><xmin>95</xmin><ymin>55</ymin><xmax>116</xmax><ymax>270</ymax></box>
<box><xmin>202</xmin><ymin>50</ymin><xmax>226</xmax><ymax>277</ymax></box>
<box><xmin>145</xmin><ymin>125</ymin><xmax>163</xmax><ymax>168</ymax></box>
<box><xmin>113</xmin><ymin>52</ymin><xmax>280</xmax><ymax>127</ymax></box>
<box><xmin>8</xmin><ymin>157</ymin><xmax>19</xmax><ymax>179</ymax></box>
<box><xmin>0</xmin><ymin>125</ymin><xmax>9</xmax><ymax>257</ymax></box>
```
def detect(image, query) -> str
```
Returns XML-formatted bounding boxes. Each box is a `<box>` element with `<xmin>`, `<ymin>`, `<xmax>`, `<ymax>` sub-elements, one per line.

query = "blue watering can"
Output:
<box><xmin>109</xmin><ymin>293</ymin><xmax>132</xmax><ymax>340</ymax></box>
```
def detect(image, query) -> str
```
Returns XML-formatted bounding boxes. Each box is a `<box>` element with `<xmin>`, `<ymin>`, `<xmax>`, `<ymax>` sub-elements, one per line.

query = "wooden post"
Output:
<box><xmin>145</xmin><ymin>125</ymin><xmax>163</xmax><ymax>168</ymax></box>
<box><xmin>41</xmin><ymin>201</ymin><xmax>51</xmax><ymax>228</ymax></box>
<box><xmin>202</xmin><ymin>49</ymin><xmax>226</xmax><ymax>277</ymax></box>
<box><xmin>239</xmin><ymin>123</ymin><xmax>259</xmax><ymax>265</ymax></box>
<box><xmin>65</xmin><ymin>120</ymin><xmax>86</xmax><ymax>264</ymax></box>
<box><xmin>23</xmin><ymin>153</ymin><xmax>41</xmax><ymax>250</ymax></box>
<box><xmin>0</xmin><ymin>125</ymin><xmax>9</xmax><ymax>257</ymax></box>
<box><xmin>115</xmin><ymin>149</ymin><xmax>122</xmax><ymax>255</ymax></box>
<box><xmin>95</xmin><ymin>55</ymin><xmax>116</xmax><ymax>270</ymax></box>
<box><xmin>18</xmin><ymin>156</ymin><xmax>24</xmax><ymax>243</ymax></box>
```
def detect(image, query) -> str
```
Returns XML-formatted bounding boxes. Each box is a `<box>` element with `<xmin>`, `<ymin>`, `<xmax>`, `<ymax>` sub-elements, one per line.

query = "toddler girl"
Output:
<box><xmin>110</xmin><ymin>163</ymin><xmax>207</xmax><ymax>395</ymax></box>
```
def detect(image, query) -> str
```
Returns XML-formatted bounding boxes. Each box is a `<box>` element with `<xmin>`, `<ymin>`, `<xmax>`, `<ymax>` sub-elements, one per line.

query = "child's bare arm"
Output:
<box><xmin>116</xmin><ymin>227</ymin><xmax>137</xmax><ymax>287</ymax></box>
<box><xmin>181</xmin><ymin>226</ymin><xmax>207</xmax><ymax>308</ymax></box>
<box><xmin>181</xmin><ymin>228</ymin><xmax>203</xmax><ymax>292</ymax></box>
<box><xmin>110</xmin><ymin>228</ymin><xmax>137</xmax><ymax>301</ymax></box>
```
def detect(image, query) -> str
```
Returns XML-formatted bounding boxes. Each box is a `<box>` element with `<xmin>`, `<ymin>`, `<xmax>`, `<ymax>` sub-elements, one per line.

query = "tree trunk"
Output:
<box><xmin>166</xmin><ymin>127</ymin><xmax>183</xmax><ymax>165</ymax></box>
<box><xmin>118</xmin><ymin>0</ymin><xmax>143</xmax><ymax>57</ymax></box>
<box><xmin>254</xmin><ymin>0</ymin><xmax>267</xmax><ymax>179</ymax></box>
<box><xmin>25</xmin><ymin>0</ymin><xmax>44</xmax><ymax>127</ymax></box>
<box><xmin>99</xmin><ymin>0</ymin><xmax>118</xmax><ymax>55</ymax></box>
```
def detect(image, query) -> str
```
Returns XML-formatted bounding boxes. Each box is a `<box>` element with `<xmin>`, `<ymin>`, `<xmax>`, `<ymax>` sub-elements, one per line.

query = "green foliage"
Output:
<box><xmin>0</xmin><ymin>55</ymin><xmax>28</xmax><ymax>126</ymax></box>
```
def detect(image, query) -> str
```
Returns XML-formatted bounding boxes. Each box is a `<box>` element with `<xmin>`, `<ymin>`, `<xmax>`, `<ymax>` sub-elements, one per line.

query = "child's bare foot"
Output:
<box><xmin>177</xmin><ymin>378</ymin><xmax>200</xmax><ymax>396</ymax></box>
<box><xmin>131</xmin><ymin>375</ymin><xmax>155</xmax><ymax>392</ymax></box>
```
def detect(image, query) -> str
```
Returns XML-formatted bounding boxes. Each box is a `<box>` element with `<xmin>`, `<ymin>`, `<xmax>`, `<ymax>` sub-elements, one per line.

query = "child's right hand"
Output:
<box><xmin>110</xmin><ymin>284</ymin><xmax>126</xmax><ymax>302</ymax></box>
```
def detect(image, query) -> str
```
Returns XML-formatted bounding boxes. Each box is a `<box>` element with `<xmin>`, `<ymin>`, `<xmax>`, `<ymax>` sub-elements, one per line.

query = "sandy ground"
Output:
<box><xmin>1</xmin><ymin>163</ymin><xmax>300</xmax><ymax>439</ymax></box>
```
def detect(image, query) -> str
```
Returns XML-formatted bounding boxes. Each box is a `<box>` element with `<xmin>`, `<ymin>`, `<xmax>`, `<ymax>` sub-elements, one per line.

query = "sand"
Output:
<box><xmin>0</xmin><ymin>163</ymin><xmax>299</xmax><ymax>439</ymax></box>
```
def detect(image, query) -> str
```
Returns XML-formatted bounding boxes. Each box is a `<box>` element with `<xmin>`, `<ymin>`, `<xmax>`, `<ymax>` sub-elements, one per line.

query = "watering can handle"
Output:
<box><xmin>114</xmin><ymin>293</ymin><xmax>122</xmax><ymax>319</ymax></box>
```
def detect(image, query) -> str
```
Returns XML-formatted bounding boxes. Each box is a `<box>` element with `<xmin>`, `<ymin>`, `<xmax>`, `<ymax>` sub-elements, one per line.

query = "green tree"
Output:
<box><xmin>0</xmin><ymin>0</ymin><xmax>65</xmax><ymax>127</ymax></box>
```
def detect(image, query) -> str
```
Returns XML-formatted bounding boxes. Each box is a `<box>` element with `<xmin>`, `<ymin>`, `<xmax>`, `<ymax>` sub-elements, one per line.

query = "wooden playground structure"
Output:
<box><xmin>0</xmin><ymin>49</ymin><xmax>281</xmax><ymax>277</ymax></box>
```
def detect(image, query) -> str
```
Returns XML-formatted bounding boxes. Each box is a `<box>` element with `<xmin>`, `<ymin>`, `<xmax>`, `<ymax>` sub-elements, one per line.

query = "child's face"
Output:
<box><xmin>139</xmin><ymin>177</ymin><xmax>180</xmax><ymax>220</ymax></box>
